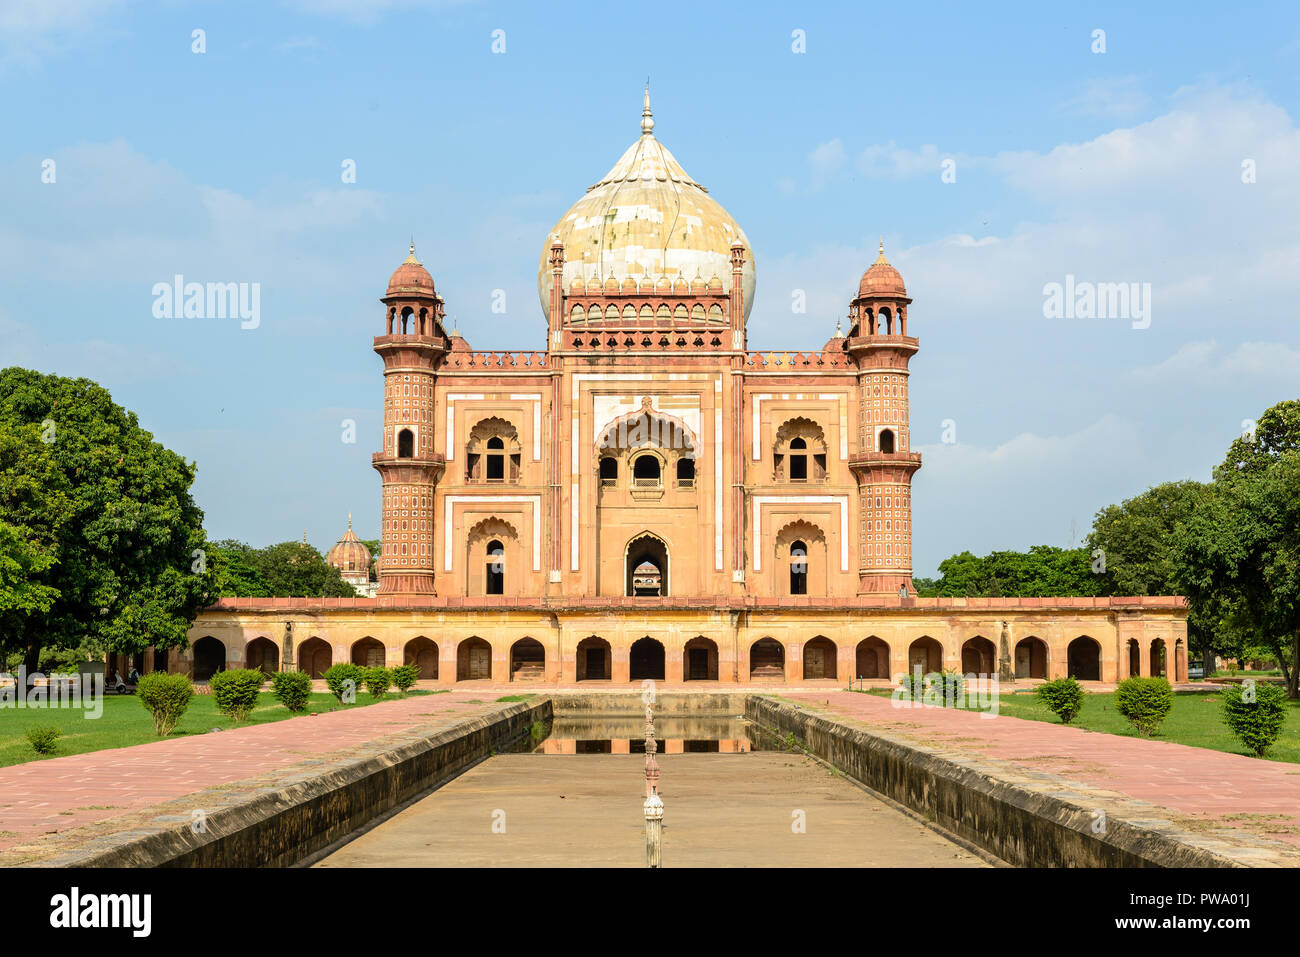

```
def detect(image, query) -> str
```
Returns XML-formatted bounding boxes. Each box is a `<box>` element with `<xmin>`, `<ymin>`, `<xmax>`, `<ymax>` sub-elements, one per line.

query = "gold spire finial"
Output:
<box><xmin>641</xmin><ymin>80</ymin><xmax>654</xmax><ymax>136</ymax></box>
<box><xmin>404</xmin><ymin>240</ymin><xmax>419</xmax><ymax>265</ymax></box>
<box><xmin>347</xmin><ymin>511</ymin><xmax>352</xmax><ymax>531</ymax></box>
<box><xmin>836</xmin><ymin>317</ymin><xmax>843</xmax><ymax>337</ymax></box>
<box><xmin>875</xmin><ymin>239</ymin><xmax>888</xmax><ymax>264</ymax></box>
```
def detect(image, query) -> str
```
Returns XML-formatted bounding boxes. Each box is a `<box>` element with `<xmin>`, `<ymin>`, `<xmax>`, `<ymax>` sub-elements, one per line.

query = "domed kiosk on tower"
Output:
<box><xmin>326</xmin><ymin>515</ymin><xmax>377</xmax><ymax>597</ymax></box>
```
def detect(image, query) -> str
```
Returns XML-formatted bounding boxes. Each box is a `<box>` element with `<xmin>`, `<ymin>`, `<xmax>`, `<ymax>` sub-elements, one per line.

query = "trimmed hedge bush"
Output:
<box><xmin>270</xmin><ymin>670</ymin><xmax>312</xmax><ymax>712</ymax></box>
<box><xmin>136</xmin><ymin>672</ymin><xmax>195</xmax><ymax>735</ymax></box>
<box><xmin>323</xmin><ymin>663</ymin><xmax>364</xmax><ymax>704</ymax></box>
<box><xmin>392</xmin><ymin>664</ymin><xmax>420</xmax><ymax>694</ymax></box>
<box><xmin>1036</xmin><ymin>676</ymin><xmax>1085</xmax><ymax>724</ymax></box>
<box><xmin>25</xmin><ymin>725</ymin><xmax>62</xmax><ymax>755</ymax></box>
<box><xmin>1114</xmin><ymin>676</ymin><xmax>1173</xmax><ymax>736</ymax></box>
<box><xmin>363</xmin><ymin>666</ymin><xmax>392</xmax><ymax>700</ymax></box>
<box><xmin>1220</xmin><ymin>680</ymin><xmax>1288</xmax><ymax>756</ymax></box>
<box><xmin>210</xmin><ymin>668</ymin><xmax>265</xmax><ymax>722</ymax></box>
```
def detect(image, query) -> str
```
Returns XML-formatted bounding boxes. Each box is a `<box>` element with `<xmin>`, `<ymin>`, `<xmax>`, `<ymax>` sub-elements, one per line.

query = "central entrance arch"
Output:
<box><xmin>192</xmin><ymin>636</ymin><xmax>225</xmax><ymax>681</ymax></box>
<box><xmin>576</xmin><ymin>636</ymin><xmax>611</xmax><ymax>680</ymax></box>
<box><xmin>684</xmin><ymin>637</ymin><xmax>718</xmax><ymax>681</ymax></box>
<box><xmin>625</xmin><ymin>533</ymin><xmax>669</xmax><ymax>597</ymax></box>
<box><xmin>298</xmin><ymin>637</ymin><xmax>331</xmax><ymax>679</ymax></box>
<box><xmin>749</xmin><ymin>638</ymin><xmax>785</xmax><ymax>680</ymax></box>
<box><xmin>629</xmin><ymin>637</ymin><xmax>665</xmax><ymax>681</ymax></box>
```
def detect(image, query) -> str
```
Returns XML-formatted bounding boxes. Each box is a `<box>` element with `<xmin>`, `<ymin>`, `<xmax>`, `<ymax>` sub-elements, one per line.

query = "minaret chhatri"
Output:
<box><xmin>847</xmin><ymin>241</ymin><xmax>922</xmax><ymax>595</ymax></box>
<box><xmin>372</xmin><ymin>242</ymin><xmax>446</xmax><ymax>595</ymax></box>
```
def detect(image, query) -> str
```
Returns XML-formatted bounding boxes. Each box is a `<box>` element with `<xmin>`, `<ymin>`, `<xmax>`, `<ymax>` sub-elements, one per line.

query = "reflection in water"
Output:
<box><xmin>534</xmin><ymin>713</ymin><xmax>756</xmax><ymax>754</ymax></box>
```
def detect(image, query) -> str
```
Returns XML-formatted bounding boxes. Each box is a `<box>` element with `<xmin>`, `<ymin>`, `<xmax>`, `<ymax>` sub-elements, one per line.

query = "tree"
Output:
<box><xmin>924</xmin><ymin>546</ymin><xmax>1100</xmax><ymax>598</ymax></box>
<box><xmin>249</xmin><ymin>541</ymin><xmax>354</xmax><ymax>597</ymax></box>
<box><xmin>204</xmin><ymin>540</ymin><xmax>272</xmax><ymax>597</ymax></box>
<box><xmin>0</xmin><ymin>368</ymin><xmax>209</xmax><ymax>676</ymax></box>
<box><xmin>1172</xmin><ymin>450</ymin><xmax>1300</xmax><ymax>698</ymax></box>
<box><xmin>1215</xmin><ymin>399</ymin><xmax>1300</xmax><ymax>483</ymax></box>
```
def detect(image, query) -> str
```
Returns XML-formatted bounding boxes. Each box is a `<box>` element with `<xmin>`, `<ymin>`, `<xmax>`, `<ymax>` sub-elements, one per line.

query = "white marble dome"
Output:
<box><xmin>538</xmin><ymin>87</ymin><xmax>756</xmax><ymax>323</ymax></box>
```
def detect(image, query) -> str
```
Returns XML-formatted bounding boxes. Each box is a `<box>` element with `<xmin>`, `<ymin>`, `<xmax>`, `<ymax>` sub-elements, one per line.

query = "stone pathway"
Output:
<box><xmin>787</xmin><ymin>690</ymin><xmax>1300</xmax><ymax>848</ymax></box>
<box><xmin>0</xmin><ymin>693</ymin><xmax>507</xmax><ymax>855</ymax></box>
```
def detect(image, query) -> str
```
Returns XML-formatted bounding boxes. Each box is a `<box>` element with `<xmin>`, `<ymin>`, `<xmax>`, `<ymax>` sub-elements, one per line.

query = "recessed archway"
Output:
<box><xmin>960</xmin><ymin>636</ymin><xmax>996</xmax><ymax>676</ymax></box>
<box><xmin>629</xmin><ymin>636</ymin><xmax>665</xmax><ymax>681</ymax></box>
<box><xmin>1067</xmin><ymin>636</ymin><xmax>1101</xmax><ymax>681</ymax></box>
<box><xmin>192</xmin><ymin>636</ymin><xmax>226</xmax><ymax>681</ymax></box>
<box><xmin>626</xmin><ymin>533</ymin><xmax>669</xmax><ymax>597</ymax></box>
<box><xmin>458</xmin><ymin>637</ymin><xmax>493</xmax><ymax>681</ymax></box>
<box><xmin>510</xmin><ymin>637</ymin><xmax>545</xmax><ymax>682</ymax></box>
<box><xmin>907</xmin><ymin>636</ymin><xmax>943</xmax><ymax>674</ymax></box>
<box><xmin>298</xmin><ymin>637</ymin><xmax>332</xmax><ymax>679</ymax></box>
<box><xmin>749</xmin><ymin>638</ymin><xmax>785</xmax><ymax>680</ymax></box>
<box><xmin>1015</xmin><ymin>637</ymin><xmax>1048</xmax><ymax>679</ymax></box>
<box><xmin>351</xmin><ymin>637</ymin><xmax>386</xmax><ymax>669</ymax></box>
<box><xmin>576</xmin><ymin>636</ymin><xmax>611</xmax><ymax>681</ymax></box>
<box><xmin>1149</xmin><ymin>638</ymin><xmax>1166</xmax><ymax>678</ymax></box>
<box><xmin>404</xmin><ymin>636</ymin><xmax>438</xmax><ymax>680</ymax></box>
<box><xmin>246</xmin><ymin>636</ymin><xmax>278</xmax><ymax>676</ymax></box>
<box><xmin>802</xmin><ymin>636</ymin><xmax>838</xmax><ymax>680</ymax></box>
<box><xmin>855</xmin><ymin>636</ymin><xmax>890</xmax><ymax>679</ymax></box>
<box><xmin>684</xmin><ymin>637</ymin><xmax>718</xmax><ymax>681</ymax></box>
<box><xmin>1127</xmin><ymin>638</ymin><xmax>1141</xmax><ymax>678</ymax></box>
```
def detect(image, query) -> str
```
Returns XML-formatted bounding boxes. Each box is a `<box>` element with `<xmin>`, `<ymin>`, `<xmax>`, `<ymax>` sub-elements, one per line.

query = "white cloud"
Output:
<box><xmin>1131</xmin><ymin>339</ymin><xmax>1300</xmax><ymax>385</ymax></box>
<box><xmin>1058</xmin><ymin>75</ymin><xmax>1151</xmax><ymax>118</ymax></box>
<box><xmin>807</xmin><ymin>138</ymin><xmax>846</xmax><ymax>189</ymax></box>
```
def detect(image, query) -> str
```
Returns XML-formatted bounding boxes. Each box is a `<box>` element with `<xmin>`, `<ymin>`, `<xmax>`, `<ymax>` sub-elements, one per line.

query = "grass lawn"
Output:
<box><xmin>0</xmin><ymin>689</ymin><xmax>442</xmax><ymax>768</ymax></box>
<box><xmin>859</xmin><ymin>688</ymin><xmax>1300</xmax><ymax>763</ymax></box>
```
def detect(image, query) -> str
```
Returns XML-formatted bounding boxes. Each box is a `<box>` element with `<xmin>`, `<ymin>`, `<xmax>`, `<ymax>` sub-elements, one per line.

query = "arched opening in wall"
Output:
<box><xmin>404</xmin><ymin>636</ymin><xmax>438</xmax><ymax>680</ymax></box>
<box><xmin>1127</xmin><ymin>638</ymin><xmax>1141</xmax><ymax>677</ymax></box>
<box><xmin>510</xmin><ymin>638</ymin><xmax>545</xmax><ymax>682</ymax></box>
<box><xmin>788</xmin><ymin>437</ymin><xmax>808</xmax><ymax>481</ymax></box>
<box><xmin>878</xmin><ymin>307</ymin><xmax>892</xmax><ymax>334</ymax></box>
<box><xmin>908</xmin><ymin>636</ymin><xmax>943</xmax><ymax>674</ymax></box>
<box><xmin>485</xmin><ymin>539</ymin><xmax>505</xmax><ymax>595</ymax></box>
<box><xmin>1067</xmin><ymin>636</ymin><xmax>1101</xmax><ymax>681</ymax></box>
<box><xmin>576</xmin><ymin>636</ymin><xmax>611</xmax><ymax>681</ymax></box>
<box><xmin>599</xmin><ymin>456</ymin><xmax>618</xmax><ymax>487</ymax></box>
<box><xmin>749</xmin><ymin>638</ymin><xmax>785</xmax><ymax>680</ymax></box>
<box><xmin>879</xmin><ymin>429</ymin><xmax>896</xmax><ymax>454</ymax></box>
<box><xmin>789</xmin><ymin>540</ymin><xmax>808</xmax><ymax>594</ymax></box>
<box><xmin>152</xmin><ymin>647</ymin><xmax>169</xmax><ymax>673</ymax></box>
<box><xmin>458</xmin><ymin>637</ymin><xmax>493</xmax><ymax>681</ymax></box>
<box><xmin>629</xmin><ymin>637</ymin><xmax>665</xmax><ymax>681</ymax></box>
<box><xmin>856</xmin><ymin>636</ymin><xmax>890</xmax><ymax>679</ymax></box>
<box><xmin>397</xmin><ymin>428</ymin><xmax>414</xmax><ymax>458</ymax></box>
<box><xmin>351</xmin><ymin>637</ymin><xmax>386</xmax><ymax>669</ymax></box>
<box><xmin>400</xmin><ymin>307</ymin><xmax>413</xmax><ymax>334</ymax></box>
<box><xmin>626</xmin><ymin>533</ymin><xmax>668</xmax><ymax>597</ymax></box>
<box><xmin>192</xmin><ymin>636</ymin><xmax>226</xmax><ymax>681</ymax></box>
<box><xmin>1015</xmin><ymin>637</ymin><xmax>1048</xmax><ymax>679</ymax></box>
<box><xmin>485</xmin><ymin>437</ymin><xmax>505</xmax><ymax>481</ymax></box>
<box><xmin>803</xmin><ymin>636</ymin><xmax>838</xmax><ymax>680</ymax></box>
<box><xmin>632</xmin><ymin>453</ymin><xmax>661</xmax><ymax>487</ymax></box>
<box><xmin>684</xmin><ymin>637</ymin><xmax>718</xmax><ymax>681</ymax></box>
<box><xmin>1150</xmin><ymin>638</ymin><xmax>1166</xmax><ymax>678</ymax></box>
<box><xmin>299</xmin><ymin>637</ymin><xmax>332</xmax><ymax>679</ymax></box>
<box><xmin>246</xmin><ymin>637</ymin><xmax>279</xmax><ymax>676</ymax></box>
<box><xmin>676</xmin><ymin>456</ymin><xmax>695</xmax><ymax>488</ymax></box>
<box><xmin>960</xmin><ymin>636</ymin><xmax>996</xmax><ymax>676</ymax></box>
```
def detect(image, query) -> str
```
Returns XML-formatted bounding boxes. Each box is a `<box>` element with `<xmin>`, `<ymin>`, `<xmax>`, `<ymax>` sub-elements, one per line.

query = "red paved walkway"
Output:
<box><xmin>0</xmin><ymin>692</ymin><xmax>506</xmax><ymax>855</ymax></box>
<box><xmin>787</xmin><ymin>690</ymin><xmax>1300</xmax><ymax>848</ymax></box>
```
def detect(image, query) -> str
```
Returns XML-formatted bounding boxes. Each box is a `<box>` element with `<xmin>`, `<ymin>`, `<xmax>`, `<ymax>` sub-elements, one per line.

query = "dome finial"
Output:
<box><xmin>641</xmin><ymin>79</ymin><xmax>654</xmax><ymax>136</ymax></box>
<box><xmin>347</xmin><ymin>511</ymin><xmax>352</xmax><ymax>531</ymax></box>
<box><xmin>405</xmin><ymin>239</ymin><xmax>419</xmax><ymax>265</ymax></box>
<box><xmin>875</xmin><ymin>239</ymin><xmax>888</xmax><ymax>264</ymax></box>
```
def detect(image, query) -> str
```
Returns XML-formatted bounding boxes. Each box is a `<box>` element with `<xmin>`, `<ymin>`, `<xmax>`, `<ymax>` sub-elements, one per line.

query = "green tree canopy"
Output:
<box><xmin>917</xmin><ymin>546</ymin><xmax>1101</xmax><ymax>598</ymax></box>
<box><xmin>0</xmin><ymin>368</ymin><xmax>209</xmax><ymax>673</ymax></box>
<box><xmin>204</xmin><ymin>539</ymin><xmax>353</xmax><ymax>598</ymax></box>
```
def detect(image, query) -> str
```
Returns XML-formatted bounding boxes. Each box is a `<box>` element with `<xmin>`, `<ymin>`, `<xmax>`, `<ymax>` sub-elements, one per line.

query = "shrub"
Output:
<box><xmin>391</xmin><ymin>664</ymin><xmax>420</xmax><ymax>694</ymax></box>
<box><xmin>364</xmin><ymin>667</ymin><xmax>392</xmax><ymax>699</ymax></box>
<box><xmin>26</xmin><ymin>725</ymin><xmax>62</xmax><ymax>755</ymax></box>
<box><xmin>1036</xmin><ymin>676</ymin><xmax>1085</xmax><ymax>724</ymax></box>
<box><xmin>932</xmin><ymin>670</ymin><xmax>965</xmax><ymax>706</ymax></box>
<box><xmin>323</xmin><ymin>663</ymin><xmax>364</xmax><ymax>704</ymax></box>
<box><xmin>898</xmin><ymin>670</ymin><xmax>929</xmax><ymax>699</ymax></box>
<box><xmin>270</xmin><ymin>670</ymin><xmax>312</xmax><ymax>713</ymax></box>
<box><xmin>1220</xmin><ymin>681</ymin><xmax>1288</xmax><ymax>757</ymax></box>
<box><xmin>1114</xmin><ymin>676</ymin><xmax>1173</xmax><ymax>736</ymax></box>
<box><xmin>135</xmin><ymin>672</ymin><xmax>194</xmax><ymax>736</ymax></box>
<box><xmin>209</xmin><ymin>668</ymin><xmax>265</xmax><ymax>722</ymax></box>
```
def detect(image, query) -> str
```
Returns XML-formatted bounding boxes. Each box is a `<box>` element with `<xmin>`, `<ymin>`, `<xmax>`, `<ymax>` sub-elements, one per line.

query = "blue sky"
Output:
<box><xmin>2</xmin><ymin>0</ymin><xmax>1299</xmax><ymax>576</ymax></box>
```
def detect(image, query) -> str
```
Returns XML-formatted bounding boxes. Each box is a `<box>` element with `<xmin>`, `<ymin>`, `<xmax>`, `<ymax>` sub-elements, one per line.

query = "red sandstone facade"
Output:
<box><xmin>175</xmin><ymin>92</ymin><xmax>1187</xmax><ymax>686</ymax></box>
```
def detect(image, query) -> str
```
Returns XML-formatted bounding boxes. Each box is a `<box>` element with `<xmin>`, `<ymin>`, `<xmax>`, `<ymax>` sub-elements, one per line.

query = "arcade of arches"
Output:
<box><xmin>174</xmin><ymin>606</ymin><xmax>1190</xmax><ymax>685</ymax></box>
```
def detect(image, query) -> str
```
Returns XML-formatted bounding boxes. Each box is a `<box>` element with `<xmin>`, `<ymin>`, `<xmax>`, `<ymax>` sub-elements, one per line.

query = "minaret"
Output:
<box><xmin>373</xmin><ymin>242</ymin><xmax>447</xmax><ymax>595</ymax></box>
<box><xmin>846</xmin><ymin>242</ymin><xmax>921</xmax><ymax>595</ymax></box>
